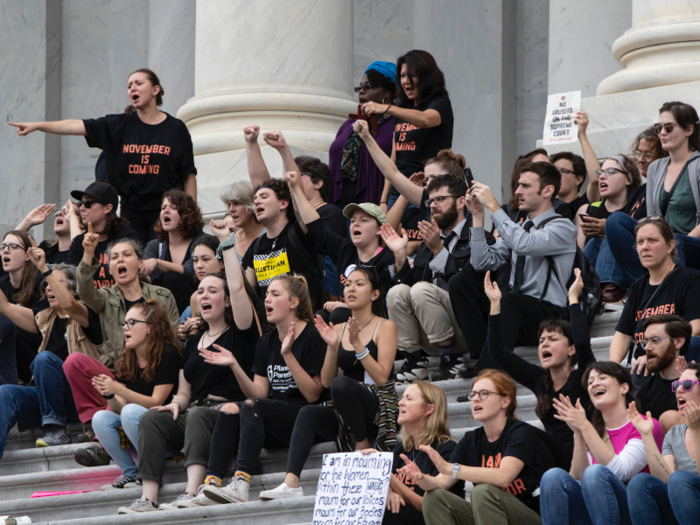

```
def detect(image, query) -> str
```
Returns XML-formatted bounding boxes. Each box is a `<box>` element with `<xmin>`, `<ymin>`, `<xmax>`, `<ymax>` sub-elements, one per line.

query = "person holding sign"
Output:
<box><xmin>259</xmin><ymin>266</ymin><xmax>398</xmax><ymax>500</ymax></box>
<box><xmin>399</xmin><ymin>370</ymin><xmax>555</xmax><ymax>524</ymax></box>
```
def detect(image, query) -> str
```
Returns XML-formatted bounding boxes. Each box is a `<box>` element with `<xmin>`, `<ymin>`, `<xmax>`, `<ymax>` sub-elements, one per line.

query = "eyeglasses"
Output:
<box><xmin>424</xmin><ymin>195</ymin><xmax>458</xmax><ymax>207</ymax></box>
<box><xmin>0</xmin><ymin>243</ymin><xmax>25</xmax><ymax>252</ymax></box>
<box><xmin>634</xmin><ymin>150</ymin><xmax>654</xmax><ymax>162</ymax></box>
<box><xmin>640</xmin><ymin>336</ymin><xmax>670</xmax><ymax>348</ymax></box>
<box><xmin>653</xmin><ymin>122</ymin><xmax>678</xmax><ymax>135</ymax></box>
<box><xmin>41</xmin><ymin>280</ymin><xmax>70</xmax><ymax>290</ymax></box>
<box><xmin>466</xmin><ymin>390</ymin><xmax>505</xmax><ymax>401</ymax></box>
<box><xmin>672</xmin><ymin>379</ymin><xmax>700</xmax><ymax>393</ymax></box>
<box><xmin>558</xmin><ymin>167</ymin><xmax>579</xmax><ymax>176</ymax></box>
<box><xmin>77</xmin><ymin>199</ymin><xmax>102</xmax><ymax>209</ymax></box>
<box><xmin>119</xmin><ymin>319</ymin><xmax>151</xmax><ymax>329</ymax></box>
<box><xmin>54</xmin><ymin>207</ymin><xmax>68</xmax><ymax>217</ymax></box>
<box><xmin>595</xmin><ymin>168</ymin><xmax>627</xmax><ymax>178</ymax></box>
<box><xmin>353</xmin><ymin>83</ymin><xmax>373</xmax><ymax>93</ymax></box>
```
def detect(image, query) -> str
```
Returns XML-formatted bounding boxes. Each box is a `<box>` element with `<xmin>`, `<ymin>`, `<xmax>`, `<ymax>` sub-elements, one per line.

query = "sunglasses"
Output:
<box><xmin>672</xmin><ymin>379</ymin><xmax>700</xmax><ymax>393</ymax></box>
<box><xmin>77</xmin><ymin>199</ymin><xmax>103</xmax><ymax>209</ymax></box>
<box><xmin>653</xmin><ymin>122</ymin><xmax>679</xmax><ymax>135</ymax></box>
<box><xmin>637</xmin><ymin>215</ymin><xmax>665</xmax><ymax>226</ymax></box>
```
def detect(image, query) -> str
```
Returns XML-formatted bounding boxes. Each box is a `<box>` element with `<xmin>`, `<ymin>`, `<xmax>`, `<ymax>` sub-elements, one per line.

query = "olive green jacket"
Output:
<box><xmin>76</xmin><ymin>258</ymin><xmax>179</xmax><ymax>369</ymax></box>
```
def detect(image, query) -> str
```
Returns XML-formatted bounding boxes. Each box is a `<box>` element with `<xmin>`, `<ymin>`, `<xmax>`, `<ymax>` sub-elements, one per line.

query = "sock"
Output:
<box><xmin>437</xmin><ymin>344</ymin><xmax>455</xmax><ymax>357</ymax></box>
<box><xmin>46</xmin><ymin>424</ymin><xmax>63</xmax><ymax>431</ymax></box>
<box><xmin>204</xmin><ymin>475</ymin><xmax>222</xmax><ymax>487</ymax></box>
<box><xmin>234</xmin><ymin>471</ymin><xmax>252</xmax><ymax>484</ymax></box>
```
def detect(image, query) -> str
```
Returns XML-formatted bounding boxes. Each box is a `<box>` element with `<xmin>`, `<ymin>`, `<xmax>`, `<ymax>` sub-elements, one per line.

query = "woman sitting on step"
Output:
<box><xmin>485</xmin><ymin>268</ymin><xmax>595</xmax><ymax>461</ymax></box>
<box><xmin>0</xmin><ymin>248</ymin><xmax>103</xmax><ymax>455</ymax></box>
<box><xmin>539</xmin><ymin>362</ymin><xmax>664</xmax><ymax>525</ymax></box>
<box><xmin>259</xmin><ymin>265</ymin><xmax>398</xmax><ymax>500</ymax></box>
<box><xmin>91</xmin><ymin>300</ymin><xmax>180</xmax><ymax>490</ymax></box>
<box><xmin>118</xmin><ymin>221</ymin><xmax>261</xmax><ymax>514</ymax></box>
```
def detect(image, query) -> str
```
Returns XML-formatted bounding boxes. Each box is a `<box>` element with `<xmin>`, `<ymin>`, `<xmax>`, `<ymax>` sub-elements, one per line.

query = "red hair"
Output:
<box><xmin>474</xmin><ymin>369</ymin><xmax>519</xmax><ymax>420</ymax></box>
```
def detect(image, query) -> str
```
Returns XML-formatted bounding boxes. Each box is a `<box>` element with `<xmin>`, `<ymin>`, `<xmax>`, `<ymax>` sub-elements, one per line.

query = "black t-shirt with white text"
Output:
<box><xmin>42</xmin><ymin>305</ymin><xmax>103</xmax><ymax>361</ymax></box>
<box><xmin>393</xmin><ymin>439</ymin><xmax>463</xmax><ymax>498</ymax></box>
<box><xmin>116</xmin><ymin>345</ymin><xmax>180</xmax><ymax>404</ymax></box>
<box><xmin>181</xmin><ymin>321</ymin><xmax>259</xmax><ymax>403</ymax></box>
<box><xmin>617</xmin><ymin>267</ymin><xmax>700</xmax><ymax>358</ymax></box>
<box><xmin>242</xmin><ymin>221</ymin><xmax>323</xmax><ymax>311</ymax></box>
<box><xmin>251</xmin><ymin>323</ymin><xmax>326</xmax><ymax>404</ymax></box>
<box><xmin>450</xmin><ymin>419</ymin><xmax>553</xmax><ymax>514</ymax></box>
<box><xmin>635</xmin><ymin>373</ymin><xmax>678</xmax><ymax>420</ymax></box>
<box><xmin>39</xmin><ymin>241</ymin><xmax>69</xmax><ymax>268</ymax></box>
<box><xmin>83</xmin><ymin>112</ymin><xmax>197</xmax><ymax>209</ymax></box>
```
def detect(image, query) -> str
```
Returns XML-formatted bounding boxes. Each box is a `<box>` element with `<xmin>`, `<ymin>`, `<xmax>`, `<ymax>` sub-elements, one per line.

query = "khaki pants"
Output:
<box><xmin>387</xmin><ymin>282</ymin><xmax>468</xmax><ymax>356</ymax></box>
<box><xmin>423</xmin><ymin>486</ymin><xmax>542</xmax><ymax>525</ymax></box>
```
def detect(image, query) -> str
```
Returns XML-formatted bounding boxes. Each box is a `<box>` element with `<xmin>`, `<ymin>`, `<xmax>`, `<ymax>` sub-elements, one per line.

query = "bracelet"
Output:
<box><xmin>101</xmin><ymin>393</ymin><xmax>115</xmax><ymax>400</ymax></box>
<box><xmin>380</xmin><ymin>201</ymin><xmax>388</xmax><ymax>205</ymax></box>
<box><xmin>42</xmin><ymin>268</ymin><xmax>53</xmax><ymax>278</ymax></box>
<box><xmin>383</xmin><ymin>103</ymin><xmax>392</xmax><ymax>114</ymax></box>
<box><xmin>356</xmin><ymin>347</ymin><xmax>370</xmax><ymax>360</ymax></box>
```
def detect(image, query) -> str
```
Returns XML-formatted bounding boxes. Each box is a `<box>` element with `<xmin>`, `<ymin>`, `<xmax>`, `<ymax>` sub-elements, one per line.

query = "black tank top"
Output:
<box><xmin>336</xmin><ymin>320</ymin><xmax>395</xmax><ymax>383</ymax></box>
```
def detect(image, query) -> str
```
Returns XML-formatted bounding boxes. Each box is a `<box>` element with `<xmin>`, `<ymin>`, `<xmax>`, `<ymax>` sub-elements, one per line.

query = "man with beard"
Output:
<box><xmin>381</xmin><ymin>175</ymin><xmax>493</xmax><ymax>380</ymax></box>
<box><xmin>635</xmin><ymin>314</ymin><xmax>691</xmax><ymax>432</ymax></box>
<box><xmin>451</xmin><ymin>162</ymin><xmax>577</xmax><ymax>376</ymax></box>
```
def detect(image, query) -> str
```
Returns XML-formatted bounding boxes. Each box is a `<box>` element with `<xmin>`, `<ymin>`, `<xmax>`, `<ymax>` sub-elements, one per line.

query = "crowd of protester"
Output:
<box><xmin>4</xmin><ymin>51</ymin><xmax>700</xmax><ymax>525</ymax></box>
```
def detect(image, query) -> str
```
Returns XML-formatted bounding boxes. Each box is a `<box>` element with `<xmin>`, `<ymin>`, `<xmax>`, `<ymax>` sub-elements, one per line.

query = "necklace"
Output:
<box><xmin>358</xmin><ymin>315</ymin><xmax>376</xmax><ymax>332</ymax></box>
<box><xmin>203</xmin><ymin>326</ymin><xmax>229</xmax><ymax>346</ymax></box>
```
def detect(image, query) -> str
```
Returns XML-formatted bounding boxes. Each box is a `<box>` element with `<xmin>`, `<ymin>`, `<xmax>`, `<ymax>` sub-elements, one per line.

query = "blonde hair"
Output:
<box><xmin>400</xmin><ymin>382</ymin><xmax>453</xmax><ymax>452</ymax></box>
<box><xmin>220</xmin><ymin>180</ymin><xmax>256</xmax><ymax>214</ymax></box>
<box><xmin>272</xmin><ymin>274</ymin><xmax>314</xmax><ymax>323</ymax></box>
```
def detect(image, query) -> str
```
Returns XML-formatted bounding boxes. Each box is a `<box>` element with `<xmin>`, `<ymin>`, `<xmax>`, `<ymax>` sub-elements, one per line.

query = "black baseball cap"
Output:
<box><xmin>70</xmin><ymin>182</ymin><xmax>119</xmax><ymax>210</ymax></box>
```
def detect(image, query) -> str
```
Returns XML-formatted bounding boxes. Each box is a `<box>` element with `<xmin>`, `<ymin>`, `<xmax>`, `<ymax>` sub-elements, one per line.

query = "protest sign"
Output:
<box><xmin>542</xmin><ymin>91</ymin><xmax>581</xmax><ymax>146</ymax></box>
<box><xmin>312</xmin><ymin>451</ymin><xmax>392</xmax><ymax>525</ymax></box>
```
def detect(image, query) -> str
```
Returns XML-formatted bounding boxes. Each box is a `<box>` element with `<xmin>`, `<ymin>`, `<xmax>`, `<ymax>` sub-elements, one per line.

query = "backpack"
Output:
<box><xmin>536</xmin><ymin>216</ymin><xmax>603</xmax><ymax>327</ymax></box>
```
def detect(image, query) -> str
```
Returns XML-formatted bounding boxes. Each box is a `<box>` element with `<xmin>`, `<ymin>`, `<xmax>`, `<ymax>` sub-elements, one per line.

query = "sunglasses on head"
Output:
<box><xmin>637</xmin><ymin>215</ymin><xmax>665</xmax><ymax>226</ymax></box>
<box><xmin>77</xmin><ymin>199</ymin><xmax>103</xmax><ymax>209</ymax></box>
<box><xmin>672</xmin><ymin>379</ymin><xmax>700</xmax><ymax>393</ymax></box>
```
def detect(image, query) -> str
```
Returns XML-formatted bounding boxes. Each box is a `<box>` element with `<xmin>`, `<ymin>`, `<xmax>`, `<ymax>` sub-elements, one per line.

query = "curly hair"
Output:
<box><xmin>365</xmin><ymin>69</ymin><xmax>397</xmax><ymax>101</ymax></box>
<box><xmin>632</xmin><ymin>127</ymin><xmax>668</xmax><ymax>162</ymax></box>
<box><xmin>254</xmin><ymin>178</ymin><xmax>295</xmax><ymax>222</ymax></box>
<box><xmin>115</xmin><ymin>299</ymin><xmax>181</xmax><ymax>384</ymax></box>
<box><xmin>154</xmin><ymin>190</ymin><xmax>204</xmax><ymax>240</ymax></box>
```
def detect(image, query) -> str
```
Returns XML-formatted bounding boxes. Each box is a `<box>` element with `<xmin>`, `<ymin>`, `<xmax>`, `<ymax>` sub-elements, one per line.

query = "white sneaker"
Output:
<box><xmin>178</xmin><ymin>484</ymin><xmax>222</xmax><ymax>508</ymax></box>
<box><xmin>259</xmin><ymin>482</ymin><xmax>304</xmax><ymax>500</ymax></box>
<box><xmin>117</xmin><ymin>498</ymin><xmax>160</xmax><ymax>514</ymax></box>
<box><xmin>203</xmin><ymin>477</ymin><xmax>250</xmax><ymax>504</ymax></box>
<box><xmin>159</xmin><ymin>492</ymin><xmax>195</xmax><ymax>510</ymax></box>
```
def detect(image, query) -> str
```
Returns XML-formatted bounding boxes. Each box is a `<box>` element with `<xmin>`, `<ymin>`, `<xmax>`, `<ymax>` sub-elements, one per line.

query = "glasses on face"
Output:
<box><xmin>653</xmin><ymin>122</ymin><xmax>679</xmax><ymax>135</ymax></box>
<box><xmin>353</xmin><ymin>83</ymin><xmax>373</xmax><ymax>93</ymax></box>
<box><xmin>0</xmin><ymin>243</ymin><xmax>24</xmax><ymax>252</ymax></box>
<box><xmin>672</xmin><ymin>379</ymin><xmax>700</xmax><ymax>393</ymax></box>
<box><xmin>634</xmin><ymin>150</ymin><xmax>654</xmax><ymax>162</ymax></box>
<box><xmin>640</xmin><ymin>335</ymin><xmax>670</xmax><ymax>348</ymax></box>
<box><xmin>77</xmin><ymin>199</ymin><xmax>102</xmax><ymax>209</ymax></box>
<box><xmin>595</xmin><ymin>168</ymin><xmax>627</xmax><ymax>178</ymax></box>
<box><xmin>119</xmin><ymin>319</ymin><xmax>151</xmax><ymax>329</ymax></box>
<box><xmin>424</xmin><ymin>195</ymin><xmax>457</xmax><ymax>207</ymax></box>
<box><xmin>466</xmin><ymin>390</ymin><xmax>505</xmax><ymax>401</ymax></box>
<box><xmin>41</xmin><ymin>280</ymin><xmax>69</xmax><ymax>290</ymax></box>
<box><xmin>558</xmin><ymin>168</ymin><xmax>578</xmax><ymax>176</ymax></box>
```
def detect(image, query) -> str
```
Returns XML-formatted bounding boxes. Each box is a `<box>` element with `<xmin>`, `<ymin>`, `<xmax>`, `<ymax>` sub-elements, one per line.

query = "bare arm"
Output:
<box><xmin>9</xmin><ymin>119</ymin><xmax>87</xmax><ymax>136</ymax></box>
<box><xmin>610</xmin><ymin>332</ymin><xmax>633</xmax><ymax>363</ymax></box>
<box><xmin>264</xmin><ymin>131</ymin><xmax>301</xmax><ymax>174</ymax></box>
<box><xmin>350</xmin><ymin>319</ymin><xmax>396</xmax><ymax>387</ymax></box>
<box><xmin>285</xmin><ymin>171</ymin><xmax>319</xmax><ymax>228</ymax></box>
<box><xmin>16</xmin><ymin>204</ymin><xmax>55</xmax><ymax>232</ymax></box>
<box><xmin>576</xmin><ymin>204</ymin><xmax>588</xmax><ymax>250</ymax></box>
<box><xmin>243</xmin><ymin>126</ymin><xmax>271</xmax><ymax>187</ymax></box>
<box><xmin>363</xmin><ymin>104</ymin><xmax>441</xmax><ymax>129</ymax></box>
<box><xmin>183</xmin><ymin>173</ymin><xmax>197</xmax><ymax>202</ymax></box>
<box><xmin>106</xmin><ymin>381</ymin><xmax>175</xmax><ymax>412</ymax></box>
<box><xmin>389</xmin><ymin>474</ymin><xmax>424</xmax><ymax>512</ymax></box>
<box><xmin>569</xmin><ymin>430</ymin><xmax>592</xmax><ymax>480</ymax></box>
<box><xmin>0</xmin><ymin>290</ymin><xmax>38</xmax><ymax>333</ymax></box>
<box><xmin>575</xmin><ymin>111</ymin><xmax>602</xmax><ymax>203</ymax></box>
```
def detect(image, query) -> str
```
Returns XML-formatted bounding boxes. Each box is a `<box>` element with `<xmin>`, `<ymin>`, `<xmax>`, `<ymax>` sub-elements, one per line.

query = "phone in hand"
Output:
<box><xmin>464</xmin><ymin>167</ymin><xmax>475</xmax><ymax>188</ymax></box>
<box><xmin>578</xmin><ymin>213</ymin><xmax>589</xmax><ymax>221</ymax></box>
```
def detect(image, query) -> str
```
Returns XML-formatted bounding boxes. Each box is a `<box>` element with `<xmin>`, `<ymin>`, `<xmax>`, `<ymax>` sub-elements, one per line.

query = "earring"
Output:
<box><xmin>382</xmin><ymin>98</ymin><xmax>387</xmax><ymax>104</ymax></box>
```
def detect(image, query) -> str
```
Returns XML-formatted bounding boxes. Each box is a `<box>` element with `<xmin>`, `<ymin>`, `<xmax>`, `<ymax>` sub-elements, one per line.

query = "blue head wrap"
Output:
<box><xmin>365</xmin><ymin>61</ymin><xmax>397</xmax><ymax>86</ymax></box>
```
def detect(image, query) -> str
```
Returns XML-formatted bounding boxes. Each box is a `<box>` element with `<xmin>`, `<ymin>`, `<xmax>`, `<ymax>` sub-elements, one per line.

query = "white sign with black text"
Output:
<box><xmin>542</xmin><ymin>91</ymin><xmax>581</xmax><ymax>146</ymax></box>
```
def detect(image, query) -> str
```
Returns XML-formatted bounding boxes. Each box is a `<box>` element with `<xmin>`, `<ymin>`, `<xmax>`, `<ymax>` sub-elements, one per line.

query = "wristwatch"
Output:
<box><xmin>42</xmin><ymin>268</ymin><xmax>53</xmax><ymax>278</ymax></box>
<box><xmin>451</xmin><ymin>463</ymin><xmax>461</xmax><ymax>479</ymax></box>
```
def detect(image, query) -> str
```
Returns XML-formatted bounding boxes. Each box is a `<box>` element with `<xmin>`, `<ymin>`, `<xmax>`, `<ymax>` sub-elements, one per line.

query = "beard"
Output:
<box><xmin>646</xmin><ymin>342</ymin><xmax>677</xmax><ymax>373</ymax></box>
<box><xmin>434</xmin><ymin>201</ymin><xmax>459</xmax><ymax>230</ymax></box>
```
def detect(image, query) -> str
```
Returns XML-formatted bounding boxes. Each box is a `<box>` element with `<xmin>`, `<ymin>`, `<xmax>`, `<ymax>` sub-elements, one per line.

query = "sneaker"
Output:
<box><xmin>74</xmin><ymin>425</ymin><xmax>95</xmax><ymax>444</ymax></box>
<box><xmin>117</xmin><ymin>498</ymin><xmax>160</xmax><ymax>514</ymax></box>
<box><xmin>430</xmin><ymin>354</ymin><xmax>462</xmax><ymax>381</ymax></box>
<box><xmin>203</xmin><ymin>477</ymin><xmax>250</xmax><ymax>504</ymax></box>
<box><xmin>259</xmin><ymin>482</ymin><xmax>304</xmax><ymax>500</ymax></box>
<box><xmin>395</xmin><ymin>352</ymin><xmax>429</xmax><ymax>383</ymax></box>
<box><xmin>36</xmin><ymin>428</ymin><xmax>71</xmax><ymax>447</ymax></box>
<box><xmin>101</xmin><ymin>475</ymin><xmax>140</xmax><ymax>490</ymax></box>
<box><xmin>159</xmin><ymin>492</ymin><xmax>196</xmax><ymax>510</ymax></box>
<box><xmin>74</xmin><ymin>443</ymin><xmax>111</xmax><ymax>467</ymax></box>
<box><xmin>178</xmin><ymin>484</ymin><xmax>222</xmax><ymax>508</ymax></box>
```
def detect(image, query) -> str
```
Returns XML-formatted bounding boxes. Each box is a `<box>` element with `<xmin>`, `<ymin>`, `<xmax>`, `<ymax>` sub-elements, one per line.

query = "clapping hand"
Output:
<box><xmin>379</xmin><ymin>223</ymin><xmax>408</xmax><ymax>255</ymax></box>
<box><xmin>552</xmin><ymin>394</ymin><xmax>589</xmax><ymax>433</ymax></box>
<box><xmin>685</xmin><ymin>400</ymin><xmax>700</xmax><ymax>431</ymax></box>
<box><xmin>281</xmin><ymin>322</ymin><xmax>296</xmax><ymax>357</ymax></box>
<box><xmin>314</xmin><ymin>314</ymin><xmax>339</xmax><ymax>349</ymax></box>
<box><xmin>627</xmin><ymin>401</ymin><xmax>655</xmax><ymax>436</ymax></box>
<box><xmin>200</xmin><ymin>344</ymin><xmax>239</xmax><ymax>368</ymax></box>
<box><xmin>483</xmin><ymin>271</ymin><xmax>502</xmax><ymax>304</ymax></box>
<box><xmin>418</xmin><ymin>219</ymin><xmax>442</xmax><ymax>256</ymax></box>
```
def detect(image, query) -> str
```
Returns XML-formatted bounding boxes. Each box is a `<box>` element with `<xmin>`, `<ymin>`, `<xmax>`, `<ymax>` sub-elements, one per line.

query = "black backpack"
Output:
<box><xmin>537</xmin><ymin>216</ymin><xmax>603</xmax><ymax>327</ymax></box>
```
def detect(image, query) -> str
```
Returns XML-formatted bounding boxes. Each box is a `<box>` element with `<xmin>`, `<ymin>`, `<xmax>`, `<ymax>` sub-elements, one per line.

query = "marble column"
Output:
<box><xmin>177</xmin><ymin>0</ymin><xmax>356</xmax><ymax>216</ymax></box>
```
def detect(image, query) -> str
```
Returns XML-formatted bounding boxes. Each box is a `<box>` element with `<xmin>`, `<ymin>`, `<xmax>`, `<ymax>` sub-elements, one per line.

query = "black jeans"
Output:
<box><xmin>287</xmin><ymin>376</ymin><xmax>379</xmax><ymax>477</ymax></box>
<box><xmin>119</xmin><ymin>204</ymin><xmax>159</xmax><ymax>246</ymax></box>
<box><xmin>383</xmin><ymin>505</ymin><xmax>425</xmax><ymax>525</ymax></box>
<box><xmin>447</xmin><ymin>265</ymin><xmax>491</xmax><ymax>359</ymax></box>
<box><xmin>16</xmin><ymin>328</ymin><xmax>42</xmax><ymax>384</ymax></box>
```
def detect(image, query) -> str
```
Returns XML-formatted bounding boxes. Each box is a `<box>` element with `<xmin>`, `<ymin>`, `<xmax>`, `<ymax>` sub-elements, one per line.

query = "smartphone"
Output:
<box><xmin>578</xmin><ymin>213</ymin><xmax>589</xmax><ymax>221</ymax></box>
<box><xmin>464</xmin><ymin>167</ymin><xmax>475</xmax><ymax>188</ymax></box>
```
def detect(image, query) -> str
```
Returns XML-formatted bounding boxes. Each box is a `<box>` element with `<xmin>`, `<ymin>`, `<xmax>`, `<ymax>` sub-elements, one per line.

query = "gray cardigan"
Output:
<box><xmin>646</xmin><ymin>152</ymin><xmax>700</xmax><ymax>226</ymax></box>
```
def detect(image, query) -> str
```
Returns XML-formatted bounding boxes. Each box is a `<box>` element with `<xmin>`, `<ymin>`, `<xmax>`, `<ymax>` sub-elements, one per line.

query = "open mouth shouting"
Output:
<box><xmin>200</xmin><ymin>301</ymin><xmax>213</xmax><ymax>315</ymax></box>
<box><xmin>540</xmin><ymin>350</ymin><xmax>553</xmax><ymax>361</ymax></box>
<box><xmin>116</xmin><ymin>264</ymin><xmax>128</xmax><ymax>278</ymax></box>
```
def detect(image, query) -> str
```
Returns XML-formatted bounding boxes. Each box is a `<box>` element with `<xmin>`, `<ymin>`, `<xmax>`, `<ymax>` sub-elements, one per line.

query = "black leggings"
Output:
<box><xmin>287</xmin><ymin>376</ymin><xmax>379</xmax><ymax>477</ymax></box>
<box><xmin>382</xmin><ymin>505</ymin><xmax>425</xmax><ymax>525</ymax></box>
<box><xmin>119</xmin><ymin>204</ymin><xmax>159</xmax><ymax>246</ymax></box>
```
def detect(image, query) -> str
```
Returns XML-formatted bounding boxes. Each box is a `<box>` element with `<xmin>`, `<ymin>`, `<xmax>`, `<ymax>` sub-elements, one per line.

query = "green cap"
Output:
<box><xmin>342</xmin><ymin>203</ymin><xmax>387</xmax><ymax>224</ymax></box>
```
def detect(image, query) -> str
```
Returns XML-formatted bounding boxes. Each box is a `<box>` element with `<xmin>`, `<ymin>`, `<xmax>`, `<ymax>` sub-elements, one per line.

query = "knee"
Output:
<box><xmin>471</xmin><ymin>483</ymin><xmax>503</xmax><ymax>508</ymax></box>
<box><xmin>541</xmin><ymin>467</ymin><xmax>570</xmax><ymax>493</ymax></box>
<box><xmin>386</xmin><ymin>284</ymin><xmax>410</xmax><ymax>309</ymax></box>
<box><xmin>330</xmin><ymin>375</ymin><xmax>355</xmax><ymax>399</ymax></box>
<box><xmin>409</xmin><ymin>282</ymin><xmax>433</xmax><ymax>303</ymax></box>
<box><xmin>120</xmin><ymin>403</ymin><xmax>144</xmax><ymax>423</ymax></box>
<box><xmin>31</xmin><ymin>351</ymin><xmax>56</xmax><ymax>371</ymax></box>
<box><xmin>62</xmin><ymin>353</ymin><xmax>88</xmax><ymax>376</ymax></box>
<box><xmin>582</xmin><ymin>463</ymin><xmax>611</xmax><ymax>488</ymax></box>
<box><xmin>91</xmin><ymin>409</ymin><xmax>116</xmax><ymax>430</ymax></box>
<box><xmin>138</xmin><ymin>408</ymin><xmax>164</xmax><ymax>432</ymax></box>
<box><xmin>626</xmin><ymin>472</ymin><xmax>654</xmax><ymax>498</ymax></box>
<box><xmin>668</xmin><ymin>470</ymin><xmax>698</xmax><ymax>493</ymax></box>
<box><xmin>421</xmin><ymin>489</ymin><xmax>446</xmax><ymax>515</ymax></box>
<box><xmin>221</xmin><ymin>402</ymin><xmax>239</xmax><ymax>414</ymax></box>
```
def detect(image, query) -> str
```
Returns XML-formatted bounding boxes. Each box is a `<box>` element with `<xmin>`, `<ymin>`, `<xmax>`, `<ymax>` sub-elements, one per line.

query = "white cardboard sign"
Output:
<box><xmin>542</xmin><ymin>91</ymin><xmax>581</xmax><ymax>146</ymax></box>
<box><xmin>312</xmin><ymin>452</ymin><xmax>393</xmax><ymax>525</ymax></box>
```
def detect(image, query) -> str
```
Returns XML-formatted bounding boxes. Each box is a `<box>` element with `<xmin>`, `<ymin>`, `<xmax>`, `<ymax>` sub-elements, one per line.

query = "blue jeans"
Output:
<box><xmin>606</xmin><ymin>212</ymin><xmax>646</xmax><ymax>288</ymax></box>
<box><xmin>672</xmin><ymin>233</ymin><xmax>700</xmax><ymax>271</ymax></box>
<box><xmin>668</xmin><ymin>470</ymin><xmax>700</xmax><ymax>525</ymax></box>
<box><xmin>92</xmin><ymin>404</ymin><xmax>147</xmax><ymax>479</ymax></box>
<box><xmin>583</xmin><ymin>237</ymin><xmax>627</xmax><ymax>290</ymax></box>
<box><xmin>0</xmin><ymin>351</ymin><xmax>78</xmax><ymax>459</ymax></box>
<box><xmin>540</xmin><ymin>467</ymin><xmax>593</xmax><ymax>525</ymax></box>
<box><xmin>627</xmin><ymin>472</ymin><xmax>678</xmax><ymax>525</ymax></box>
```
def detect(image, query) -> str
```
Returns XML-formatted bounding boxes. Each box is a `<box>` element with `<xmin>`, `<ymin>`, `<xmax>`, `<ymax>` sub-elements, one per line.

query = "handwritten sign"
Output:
<box><xmin>312</xmin><ymin>452</ymin><xmax>392</xmax><ymax>525</ymax></box>
<box><xmin>542</xmin><ymin>91</ymin><xmax>581</xmax><ymax>146</ymax></box>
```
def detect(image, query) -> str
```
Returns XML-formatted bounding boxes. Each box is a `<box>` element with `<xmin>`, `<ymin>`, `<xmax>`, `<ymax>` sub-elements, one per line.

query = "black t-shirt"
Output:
<box><xmin>317</xmin><ymin>204</ymin><xmax>348</xmax><ymax>238</ymax></box>
<box><xmin>393</xmin><ymin>97</ymin><xmax>454</xmax><ymax>192</ymax></box>
<box><xmin>66</xmin><ymin>223</ymin><xmax>141</xmax><ymax>288</ymax></box>
<box><xmin>635</xmin><ymin>373</ymin><xmax>678</xmax><ymax>419</ymax></box>
<box><xmin>393</xmin><ymin>439</ymin><xmax>463</xmax><ymax>498</ymax></box>
<box><xmin>569</xmin><ymin>194</ymin><xmax>589</xmax><ymax>214</ymax></box>
<box><xmin>42</xmin><ymin>305</ymin><xmax>103</xmax><ymax>361</ymax></box>
<box><xmin>251</xmin><ymin>323</ymin><xmax>326</xmax><ymax>404</ymax></box>
<box><xmin>621</xmin><ymin>184</ymin><xmax>647</xmax><ymax>220</ymax></box>
<box><xmin>124</xmin><ymin>297</ymin><xmax>145</xmax><ymax>312</ymax></box>
<box><xmin>83</xmin><ymin>112</ymin><xmax>197</xmax><ymax>209</ymax></box>
<box><xmin>242</xmin><ymin>221</ymin><xmax>323</xmax><ymax>311</ymax></box>
<box><xmin>450</xmin><ymin>419</ymin><xmax>553</xmax><ymax>514</ymax></box>
<box><xmin>39</xmin><ymin>241</ymin><xmax>69</xmax><ymax>267</ymax></box>
<box><xmin>116</xmin><ymin>345</ymin><xmax>180</xmax><ymax>402</ymax></box>
<box><xmin>181</xmin><ymin>321</ymin><xmax>259</xmax><ymax>403</ymax></box>
<box><xmin>617</xmin><ymin>267</ymin><xmax>700</xmax><ymax>358</ymax></box>
<box><xmin>0</xmin><ymin>273</ymin><xmax>49</xmax><ymax>315</ymax></box>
